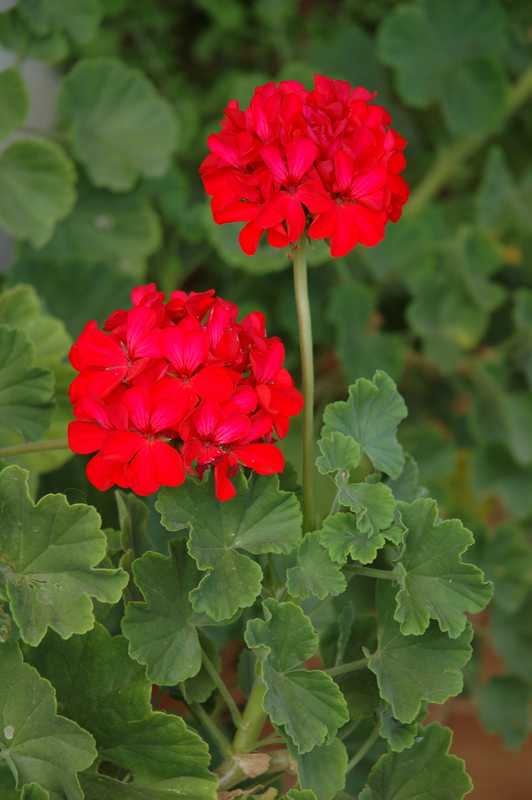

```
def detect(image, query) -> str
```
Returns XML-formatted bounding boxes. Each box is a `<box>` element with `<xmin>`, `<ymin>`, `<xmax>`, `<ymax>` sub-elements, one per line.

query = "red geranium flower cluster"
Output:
<box><xmin>201</xmin><ymin>75</ymin><xmax>408</xmax><ymax>258</ymax></box>
<box><xmin>68</xmin><ymin>284</ymin><xmax>303</xmax><ymax>501</ymax></box>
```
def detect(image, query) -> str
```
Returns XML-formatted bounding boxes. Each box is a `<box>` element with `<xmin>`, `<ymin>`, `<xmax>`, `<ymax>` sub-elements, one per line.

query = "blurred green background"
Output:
<box><xmin>1</xmin><ymin>0</ymin><xmax>532</xmax><ymax>791</ymax></box>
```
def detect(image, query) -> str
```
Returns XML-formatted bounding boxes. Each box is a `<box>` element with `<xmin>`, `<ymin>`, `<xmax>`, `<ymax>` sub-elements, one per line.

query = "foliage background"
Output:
<box><xmin>1</xmin><ymin>0</ymin><xmax>532</xmax><ymax>796</ymax></box>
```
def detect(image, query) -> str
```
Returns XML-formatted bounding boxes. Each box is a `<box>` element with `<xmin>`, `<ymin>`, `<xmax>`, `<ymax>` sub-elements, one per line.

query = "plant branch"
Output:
<box><xmin>0</xmin><ymin>438</ymin><xmax>69</xmax><ymax>458</ymax></box>
<box><xmin>292</xmin><ymin>241</ymin><xmax>316</xmax><ymax>531</ymax></box>
<box><xmin>201</xmin><ymin>648</ymin><xmax>243</xmax><ymax>729</ymax></box>
<box><xmin>232</xmin><ymin>678</ymin><xmax>267</xmax><ymax>754</ymax></box>
<box><xmin>325</xmin><ymin>657</ymin><xmax>369</xmax><ymax>678</ymax></box>
<box><xmin>189</xmin><ymin>701</ymin><xmax>233</xmax><ymax>759</ymax></box>
<box><xmin>347</xmin><ymin>722</ymin><xmax>380</xmax><ymax>774</ymax></box>
<box><xmin>348</xmin><ymin>565</ymin><xmax>397</xmax><ymax>581</ymax></box>
<box><xmin>408</xmin><ymin>62</ymin><xmax>532</xmax><ymax>216</ymax></box>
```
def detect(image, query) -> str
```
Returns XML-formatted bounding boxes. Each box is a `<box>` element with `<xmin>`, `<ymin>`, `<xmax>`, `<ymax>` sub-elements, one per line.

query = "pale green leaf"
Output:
<box><xmin>157</xmin><ymin>474</ymin><xmax>302</xmax><ymax>620</ymax></box>
<box><xmin>0</xmin><ymin>67</ymin><xmax>28</xmax><ymax>140</ymax></box>
<box><xmin>393</xmin><ymin>498</ymin><xmax>492</xmax><ymax>638</ymax></box>
<box><xmin>60</xmin><ymin>58</ymin><xmax>178</xmax><ymax>191</ymax></box>
<box><xmin>245</xmin><ymin>599</ymin><xmax>349</xmax><ymax>753</ymax></box>
<box><xmin>320</xmin><ymin>512</ymin><xmax>388</xmax><ymax>565</ymax></box>
<box><xmin>0</xmin><ymin>642</ymin><xmax>96</xmax><ymax>800</ymax></box>
<box><xmin>0</xmin><ymin>326</ymin><xmax>53</xmax><ymax>445</ymax></box>
<box><xmin>378</xmin><ymin>706</ymin><xmax>422</xmax><ymax>753</ymax></box>
<box><xmin>293</xmin><ymin>738</ymin><xmax>347</xmax><ymax>800</ymax></box>
<box><xmin>322</xmin><ymin>371</ymin><xmax>407</xmax><ymax>478</ymax></box>
<box><xmin>287</xmin><ymin>532</ymin><xmax>347</xmax><ymax>600</ymax></box>
<box><xmin>0</xmin><ymin>465</ymin><xmax>128</xmax><ymax>645</ymax></box>
<box><xmin>367</xmin><ymin>584</ymin><xmax>472</xmax><ymax>723</ymax></box>
<box><xmin>316</xmin><ymin>431</ymin><xmax>361</xmax><ymax>476</ymax></box>
<box><xmin>336</xmin><ymin>480</ymin><xmax>396</xmax><ymax>538</ymax></box>
<box><xmin>122</xmin><ymin>541</ymin><xmax>205</xmax><ymax>685</ymax></box>
<box><xmin>360</xmin><ymin>723</ymin><xmax>472</xmax><ymax>800</ymax></box>
<box><xmin>0</xmin><ymin>139</ymin><xmax>76</xmax><ymax>247</ymax></box>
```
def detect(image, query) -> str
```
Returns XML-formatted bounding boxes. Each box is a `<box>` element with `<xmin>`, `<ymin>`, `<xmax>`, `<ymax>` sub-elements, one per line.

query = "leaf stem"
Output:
<box><xmin>348</xmin><ymin>565</ymin><xmax>397</xmax><ymax>581</ymax></box>
<box><xmin>232</xmin><ymin>678</ymin><xmax>267</xmax><ymax>754</ymax></box>
<box><xmin>0</xmin><ymin>438</ymin><xmax>69</xmax><ymax>458</ymax></box>
<box><xmin>189</xmin><ymin>701</ymin><xmax>233</xmax><ymax>759</ymax></box>
<box><xmin>346</xmin><ymin>722</ymin><xmax>380</xmax><ymax>773</ymax></box>
<box><xmin>408</xmin><ymin>61</ymin><xmax>532</xmax><ymax>216</ymax></box>
<box><xmin>292</xmin><ymin>241</ymin><xmax>316</xmax><ymax>531</ymax></box>
<box><xmin>202</xmin><ymin>648</ymin><xmax>243</xmax><ymax>729</ymax></box>
<box><xmin>325</xmin><ymin>657</ymin><xmax>369</xmax><ymax>677</ymax></box>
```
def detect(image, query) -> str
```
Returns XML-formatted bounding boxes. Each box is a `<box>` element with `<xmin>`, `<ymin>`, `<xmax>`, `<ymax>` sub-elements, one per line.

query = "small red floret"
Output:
<box><xmin>200</xmin><ymin>75</ymin><xmax>409</xmax><ymax>257</ymax></box>
<box><xmin>68</xmin><ymin>284</ymin><xmax>302</xmax><ymax>501</ymax></box>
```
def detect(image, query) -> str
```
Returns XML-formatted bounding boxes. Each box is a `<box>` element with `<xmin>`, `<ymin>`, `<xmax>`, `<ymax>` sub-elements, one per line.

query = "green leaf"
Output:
<box><xmin>0</xmin><ymin>139</ymin><xmax>76</xmax><ymax>246</ymax></box>
<box><xmin>378</xmin><ymin>0</ymin><xmax>507</xmax><ymax>134</ymax></box>
<box><xmin>393</xmin><ymin>498</ymin><xmax>492</xmax><ymax>638</ymax></box>
<box><xmin>30</xmin><ymin>624</ymin><xmax>217</xmax><ymax>799</ymax></box>
<box><xmin>316</xmin><ymin>431</ymin><xmax>361</xmax><ymax>476</ymax></box>
<box><xmin>0</xmin><ymin>465</ymin><xmax>128</xmax><ymax>646</ymax></box>
<box><xmin>287</xmin><ymin>532</ymin><xmax>347</xmax><ymax>600</ymax></box>
<box><xmin>476</xmin><ymin>147</ymin><xmax>532</xmax><ymax>234</ymax></box>
<box><xmin>38</xmin><ymin>185</ymin><xmax>161</xmax><ymax>269</ymax></box>
<box><xmin>359</xmin><ymin>723</ymin><xmax>472</xmax><ymax>800</ymax></box>
<box><xmin>245</xmin><ymin>599</ymin><xmax>349</xmax><ymax>753</ymax></box>
<box><xmin>337</xmin><ymin>480</ymin><xmax>396</xmax><ymax>538</ymax></box>
<box><xmin>367</xmin><ymin>584</ymin><xmax>472</xmax><ymax>723</ymax></box>
<box><xmin>293</xmin><ymin>737</ymin><xmax>348</xmax><ymax>800</ymax></box>
<box><xmin>0</xmin><ymin>326</ymin><xmax>53</xmax><ymax>445</ymax></box>
<box><xmin>475</xmin><ymin>524</ymin><xmax>532</xmax><ymax>614</ymax></box>
<box><xmin>472</xmin><ymin>444</ymin><xmax>532</xmax><ymax>521</ymax></box>
<box><xmin>378</xmin><ymin>706</ymin><xmax>421</xmax><ymax>753</ymax></box>
<box><xmin>81</xmin><ymin>773</ymin><xmax>211</xmax><ymax>800</ymax></box>
<box><xmin>18</xmin><ymin>0</ymin><xmax>102</xmax><ymax>44</ymax></box>
<box><xmin>60</xmin><ymin>58</ymin><xmax>178</xmax><ymax>191</ymax></box>
<box><xmin>320</xmin><ymin>512</ymin><xmax>389</xmax><ymax>565</ymax></box>
<box><xmin>386</xmin><ymin>455</ymin><xmax>424</xmax><ymax>503</ymax></box>
<box><xmin>329</xmin><ymin>279</ymin><xmax>406</xmax><ymax>384</ymax></box>
<box><xmin>477</xmin><ymin>676</ymin><xmax>530</xmax><ymax>749</ymax></box>
<box><xmin>491</xmin><ymin>594</ymin><xmax>532</xmax><ymax>682</ymax></box>
<box><xmin>157</xmin><ymin>474</ymin><xmax>302</xmax><ymax>621</ymax></box>
<box><xmin>0</xmin><ymin>10</ymin><xmax>68</xmax><ymax>64</ymax></box>
<box><xmin>0</xmin><ymin>67</ymin><xmax>28</xmax><ymax>140</ymax></box>
<box><xmin>282</xmin><ymin>792</ymin><xmax>317</xmax><ymax>800</ymax></box>
<box><xmin>322</xmin><ymin>371</ymin><xmax>407</xmax><ymax>478</ymax></box>
<box><xmin>0</xmin><ymin>642</ymin><xmax>96</xmax><ymax>800</ymax></box>
<box><xmin>122</xmin><ymin>541</ymin><xmax>205</xmax><ymax>685</ymax></box>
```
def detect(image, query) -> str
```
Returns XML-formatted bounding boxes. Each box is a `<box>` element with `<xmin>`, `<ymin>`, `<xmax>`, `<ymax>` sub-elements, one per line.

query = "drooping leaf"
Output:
<box><xmin>157</xmin><ymin>474</ymin><xmax>302</xmax><ymax>620</ymax></box>
<box><xmin>245</xmin><ymin>599</ymin><xmax>349</xmax><ymax>753</ymax></box>
<box><xmin>322</xmin><ymin>371</ymin><xmax>407</xmax><ymax>478</ymax></box>
<box><xmin>359</xmin><ymin>724</ymin><xmax>472</xmax><ymax>799</ymax></box>
<box><xmin>122</xmin><ymin>541</ymin><xmax>206</xmax><ymax>685</ymax></box>
<box><xmin>30</xmin><ymin>624</ymin><xmax>217</xmax><ymax>799</ymax></box>
<box><xmin>336</xmin><ymin>480</ymin><xmax>396</xmax><ymax>538</ymax></box>
<box><xmin>287</xmin><ymin>532</ymin><xmax>347</xmax><ymax>600</ymax></box>
<box><xmin>0</xmin><ymin>139</ymin><xmax>76</xmax><ymax>246</ymax></box>
<box><xmin>59</xmin><ymin>58</ymin><xmax>178</xmax><ymax>191</ymax></box>
<box><xmin>0</xmin><ymin>67</ymin><xmax>28</xmax><ymax>140</ymax></box>
<box><xmin>0</xmin><ymin>326</ymin><xmax>53</xmax><ymax>445</ymax></box>
<box><xmin>378</xmin><ymin>0</ymin><xmax>507</xmax><ymax>134</ymax></box>
<box><xmin>0</xmin><ymin>465</ymin><xmax>128</xmax><ymax>646</ymax></box>
<box><xmin>367</xmin><ymin>584</ymin><xmax>472</xmax><ymax>723</ymax></box>
<box><xmin>393</xmin><ymin>498</ymin><xmax>492</xmax><ymax>638</ymax></box>
<box><xmin>292</xmin><ymin>737</ymin><xmax>348</xmax><ymax>800</ymax></box>
<box><xmin>315</xmin><ymin>431</ymin><xmax>361</xmax><ymax>476</ymax></box>
<box><xmin>476</xmin><ymin>676</ymin><xmax>530</xmax><ymax>749</ymax></box>
<box><xmin>0</xmin><ymin>642</ymin><xmax>96</xmax><ymax>800</ymax></box>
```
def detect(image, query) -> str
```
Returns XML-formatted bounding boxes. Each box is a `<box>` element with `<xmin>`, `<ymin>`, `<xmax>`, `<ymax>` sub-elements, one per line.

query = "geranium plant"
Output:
<box><xmin>0</xmin><ymin>65</ymin><xmax>495</xmax><ymax>800</ymax></box>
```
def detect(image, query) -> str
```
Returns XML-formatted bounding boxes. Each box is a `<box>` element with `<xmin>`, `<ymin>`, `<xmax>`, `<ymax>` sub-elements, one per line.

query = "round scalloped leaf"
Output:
<box><xmin>0</xmin><ymin>138</ymin><xmax>76</xmax><ymax>246</ymax></box>
<box><xmin>59</xmin><ymin>58</ymin><xmax>178</xmax><ymax>191</ymax></box>
<box><xmin>0</xmin><ymin>67</ymin><xmax>28</xmax><ymax>140</ymax></box>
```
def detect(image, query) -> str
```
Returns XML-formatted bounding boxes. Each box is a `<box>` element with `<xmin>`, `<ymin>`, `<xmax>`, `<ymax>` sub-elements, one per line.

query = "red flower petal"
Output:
<box><xmin>234</xmin><ymin>443</ymin><xmax>285</xmax><ymax>474</ymax></box>
<box><xmin>68</xmin><ymin>421</ymin><xmax>108</xmax><ymax>454</ymax></box>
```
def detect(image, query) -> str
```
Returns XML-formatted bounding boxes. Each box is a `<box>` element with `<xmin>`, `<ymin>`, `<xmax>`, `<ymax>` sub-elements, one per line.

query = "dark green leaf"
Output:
<box><xmin>477</xmin><ymin>676</ymin><xmax>530</xmax><ymax>749</ymax></box>
<box><xmin>287</xmin><ymin>532</ymin><xmax>347</xmax><ymax>600</ymax></box>
<box><xmin>0</xmin><ymin>67</ymin><xmax>28</xmax><ymax>140</ymax></box>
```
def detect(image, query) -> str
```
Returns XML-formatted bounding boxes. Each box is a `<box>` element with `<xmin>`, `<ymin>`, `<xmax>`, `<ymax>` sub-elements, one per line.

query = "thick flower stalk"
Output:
<box><xmin>68</xmin><ymin>284</ymin><xmax>303</xmax><ymax>501</ymax></box>
<box><xmin>200</xmin><ymin>75</ymin><xmax>409</xmax><ymax>257</ymax></box>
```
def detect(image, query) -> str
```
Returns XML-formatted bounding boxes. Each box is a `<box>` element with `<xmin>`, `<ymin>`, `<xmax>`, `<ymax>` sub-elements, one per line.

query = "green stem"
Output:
<box><xmin>292</xmin><ymin>241</ymin><xmax>316</xmax><ymax>532</ymax></box>
<box><xmin>0</xmin><ymin>438</ymin><xmax>69</xmax><ymax>458</ymax></box>
<box><xmin>325</xmin><ymin>657</ymin><xmax>369</xmax><ymax>678</ymax></box>
<box><xmin>190</xmin><ymin>701</ymin><xmax>233</xmax><ymax>759</ymax></box>
<box><xmin>232</xmin><ymin>678</ymin><xmax>267</xmax><ymax>754</ymax></box>
<box><xmin>201</xmin><ymin>649</ymin><xmax>243</xmax><ymax>729</ymax></box>
<box><xmin>347</xmin><ymin>722</ymin><xmax>380</xmax><ymax>773</ymax></box>
<box><xmin>348</xmin><ymin>565</ymin><xmax>397</xmax><ymax>581</ymax></box>
<box><xmin>408</xmin><ymin>61</ymin><xmax>532</xmax><ymax>216</ymax></box>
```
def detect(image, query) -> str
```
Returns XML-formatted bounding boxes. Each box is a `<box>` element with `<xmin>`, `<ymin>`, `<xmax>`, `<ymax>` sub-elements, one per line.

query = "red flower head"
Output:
<box><xmin>200</xmin><ymin>75</ymin><xmax>408</xmax><ymax>258</ymax></box>
<box><xmin>68</xmin><ymin>284</ymin><xmax>303</xmax><ymax>501</ymax></box>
